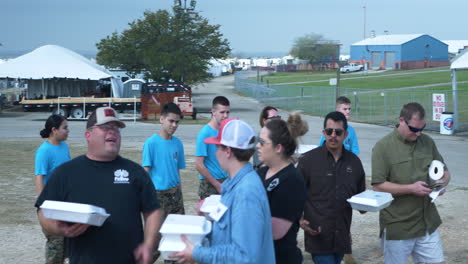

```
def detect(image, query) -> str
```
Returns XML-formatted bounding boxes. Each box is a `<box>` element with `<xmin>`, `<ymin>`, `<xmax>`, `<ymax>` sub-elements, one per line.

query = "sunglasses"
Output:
<box><xmin>324</xmin><ymin>128</ymin><xmax>344</xmax><ymax>136</ymax></box>
<box><xmin>405</xmin><ymin>120</ymin><xmax>425</xmax><ymax>133</ymax></box>
<box><xmin>258</xmin><ymin>138</ymin><xmax>273</xmax><ymax>146</ymax></box>
<box><xmin>266</xmin><ymin>115</ymin><xmax>281</xmax><ymax>120</ymax></box>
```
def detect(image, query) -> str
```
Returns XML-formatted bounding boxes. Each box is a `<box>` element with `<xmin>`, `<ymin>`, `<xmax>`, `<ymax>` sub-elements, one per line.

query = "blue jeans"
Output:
<box><xmin>311</xmin><ymin>253</ymin><xmax>344</xmax><ymax>264</ymax></box>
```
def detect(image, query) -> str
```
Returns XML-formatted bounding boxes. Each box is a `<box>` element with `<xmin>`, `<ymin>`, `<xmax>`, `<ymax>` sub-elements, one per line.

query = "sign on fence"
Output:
<box><xmin>432</xmin><ymin>94</ymin><xmax>445</xmax><ymax>121</ymax></box>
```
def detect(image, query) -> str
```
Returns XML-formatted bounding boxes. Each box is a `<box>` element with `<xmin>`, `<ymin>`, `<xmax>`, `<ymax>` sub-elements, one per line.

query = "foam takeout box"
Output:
<box><xmin>199</xmin><ymin>195</ymin><xmax>221</xmax><ymax>220</ymax></box>
<box><xmin>294</xmin><ymin>144</ymin><xmax>317</xmax><ymax>158</ymax></box>
<box><xmin>347</xmin><ymin>190</ymin><xmax>394</xmax><ymax>212</ymax></box>
<box><xmin>40</xmin><ymin>200</ymin><xmax>110</xmax><ymax>226</ymax></box>
<box><xmin>158</xmin><ymin>214</ymin><xmax>212</xmax><ymax>260</ymax></box>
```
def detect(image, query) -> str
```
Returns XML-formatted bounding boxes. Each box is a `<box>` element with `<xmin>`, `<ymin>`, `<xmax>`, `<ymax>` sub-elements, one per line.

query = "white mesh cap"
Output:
<box><xmin>204</xmin><ymin>119</ymin><xmax>256</xmax><ymax>149</ymax></box>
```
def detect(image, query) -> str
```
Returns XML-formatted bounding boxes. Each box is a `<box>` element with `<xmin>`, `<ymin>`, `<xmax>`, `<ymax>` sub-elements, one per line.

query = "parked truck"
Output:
<box><xmin>340</xmin><ymin>63</ymin><xmax>364</xmax><ymax>73</ymax></box>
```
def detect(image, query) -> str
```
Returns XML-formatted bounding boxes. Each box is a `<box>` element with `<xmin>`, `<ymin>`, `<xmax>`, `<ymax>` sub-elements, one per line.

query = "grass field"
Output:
<box><xmin>261</xmin><ymin>66</ymin><xmax>464</xmax><ymax>85</ymax></box>
<box><xmin>239</xmin><ymin>67</ymin><xmax>468</xmax><ymax>129</ymax></box>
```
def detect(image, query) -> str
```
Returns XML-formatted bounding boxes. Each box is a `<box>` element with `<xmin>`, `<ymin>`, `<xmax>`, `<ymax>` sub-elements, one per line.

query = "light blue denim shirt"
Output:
<box><xmin>193</xmin><ymin>163</ymin><xmax>275</xmax><ymax>264</ymax></box>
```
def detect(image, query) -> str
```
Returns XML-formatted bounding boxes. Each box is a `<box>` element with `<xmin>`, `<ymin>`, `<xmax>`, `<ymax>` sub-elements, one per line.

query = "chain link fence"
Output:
<box><xmin>235</xmin><ymin>70</ymin><xmax>468</xmax><ymax>133</ymax></box>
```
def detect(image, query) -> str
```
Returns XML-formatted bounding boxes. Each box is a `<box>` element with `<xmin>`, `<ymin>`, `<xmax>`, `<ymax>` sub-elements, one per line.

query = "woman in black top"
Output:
<box><xmin>256</xmin><ymin>113</ymin><xmax>307</xmax><ymax>264</ymax></box>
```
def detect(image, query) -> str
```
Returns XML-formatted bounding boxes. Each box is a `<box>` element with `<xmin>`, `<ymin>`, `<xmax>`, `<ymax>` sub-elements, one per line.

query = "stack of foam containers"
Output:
<box><xmin>158</xmin><ymin>214</ymin><xmax>212</xmax><ymax>261</ymax></box>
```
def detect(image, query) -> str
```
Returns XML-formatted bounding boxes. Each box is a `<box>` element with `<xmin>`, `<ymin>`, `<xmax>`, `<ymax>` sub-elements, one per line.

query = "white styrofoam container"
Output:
<box><xmin>159</xmin><ymin>214</ymin><xmax>212</xmax><ymax>246</ymax></box>
<box><xmin>294</xmin><ymin>144</ymin><xmax>317</xmax><ymax>158</ymax></box>
<box><xmin>40</xmin><ymin>200</ymin><xmax>110</xmax><ymax>226</ymax></box>
<box><xmin>347</xmin><ymin>190</ymin><xmax>394</xmax><ymax>212</ymax></box>
<box><xmin>158</xmin><ymin>237</ymin><xmax>186</xmax><ymax>261</ymax></box>
<box><xmin>200</xmin><ymin>195</ymin><xmax>221</xmax><ymax>220</ymax></box>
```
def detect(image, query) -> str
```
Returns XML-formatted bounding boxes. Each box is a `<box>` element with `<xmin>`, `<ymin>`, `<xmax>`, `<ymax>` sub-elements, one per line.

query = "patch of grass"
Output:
<box><xmin>298</xmin><ymin>70</ymin><xmax>468</xmax><ymax>89</ymax></box>
<box><xmin>260</xmin><ymin>66</ymin><xmax>468</xmax><ymax>89</ymax></box>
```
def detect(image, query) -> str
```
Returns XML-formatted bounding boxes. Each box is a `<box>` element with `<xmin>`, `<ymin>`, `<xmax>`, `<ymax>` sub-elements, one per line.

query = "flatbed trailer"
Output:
<box><xmin>20</xmin><ymin>97</ymin><xmax>141</xmax><ymax>119</ymax></box>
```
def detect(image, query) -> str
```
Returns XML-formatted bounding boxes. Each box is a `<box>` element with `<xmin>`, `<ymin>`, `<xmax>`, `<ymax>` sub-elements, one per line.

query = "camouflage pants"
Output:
<box><xmin>45</xmin><ymin>234</ymin><xmax>65</xmax><ymax>264</ymax></box>
<box><xmin>152</xmin><ymin>186</ymin><xmax>185</xmax><ymax>264</ymax></box>
<box><xmin>198</xmin><ymin>178</ymin><xmax>227</xmax><ymax>200</ymax></box>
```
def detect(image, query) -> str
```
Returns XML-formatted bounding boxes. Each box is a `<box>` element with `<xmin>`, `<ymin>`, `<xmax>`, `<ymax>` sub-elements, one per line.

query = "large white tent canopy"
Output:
<box><xmin>451</xmin><ymin>49</ymin><xmax>468</xmax><ymax>70</ymax></box>
<box><xmin>0</xmin><ymin>45</ymin><xmax>122</xmax><ymax>98</ymax></box>
<box><xmin>449</xmin><ymin>49</ymin><xmax>468</xmax><ymax>131</ymax></box>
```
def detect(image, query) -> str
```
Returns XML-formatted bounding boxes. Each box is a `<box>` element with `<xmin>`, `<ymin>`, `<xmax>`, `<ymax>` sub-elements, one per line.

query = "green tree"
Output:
<box><xmin>96</xmin><ymin>9</ymin><xmax>231</xmax><ymax>84</ymax></box>
<box><xmin>290</xmin><ymin>33</ymin><xmax>339</xmax><ymax>64</ymax></box>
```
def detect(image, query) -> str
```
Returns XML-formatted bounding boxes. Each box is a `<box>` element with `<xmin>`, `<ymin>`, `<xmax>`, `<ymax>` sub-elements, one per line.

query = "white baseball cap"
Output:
<box><xmin>204</xmin><ymin>119</ymin><xmax>256</xmax><ymax>149</ymax></box>
<box><xmin>86</xmin><ymin>107</ymin><xmax>126</xmax><ymax>129</ymax></box>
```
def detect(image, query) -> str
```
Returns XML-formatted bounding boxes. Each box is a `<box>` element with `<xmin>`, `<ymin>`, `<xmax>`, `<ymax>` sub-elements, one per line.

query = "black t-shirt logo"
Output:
<box><xmin>114</xmin><ymin>169</ymin><xmax>130</xmax><ymax>184</ymax></box>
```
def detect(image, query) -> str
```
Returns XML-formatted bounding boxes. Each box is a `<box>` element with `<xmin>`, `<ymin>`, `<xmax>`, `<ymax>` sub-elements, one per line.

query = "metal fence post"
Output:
<box><xmin>354</xmin><ymin>91</ymin><xmax>359</xmax><ymax>120</ymax></box>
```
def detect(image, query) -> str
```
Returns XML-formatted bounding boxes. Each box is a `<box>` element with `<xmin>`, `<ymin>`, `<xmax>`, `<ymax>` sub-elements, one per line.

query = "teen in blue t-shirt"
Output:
<box><xmin>34</xmin><ymin>114</ymin><xmax>71</xmax><ymax>264</ymax></box>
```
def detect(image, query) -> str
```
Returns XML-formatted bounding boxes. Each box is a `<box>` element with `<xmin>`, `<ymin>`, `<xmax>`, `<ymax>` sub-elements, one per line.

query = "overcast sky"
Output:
<box><xmin>1</xmin><ymin>0</ymin><xmax>467</xmax><ymax>57</ymax></box>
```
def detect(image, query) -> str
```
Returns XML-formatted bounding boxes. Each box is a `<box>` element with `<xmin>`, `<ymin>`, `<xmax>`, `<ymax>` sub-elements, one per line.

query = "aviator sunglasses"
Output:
<box><xmin>324</xmin><ymin>128</ymin><xmax>344</xmax><ymax>136</ymax></box>
<box><xmin>404</xmin><ymin>120</ymin><xmax>425</xmax><ymax>133</ymax></box>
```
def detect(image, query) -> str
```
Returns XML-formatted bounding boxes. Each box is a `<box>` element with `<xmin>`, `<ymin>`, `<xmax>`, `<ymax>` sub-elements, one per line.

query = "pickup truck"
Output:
<box><xmin>340</xmin><ymin>63</ymin><xmax>364</xmax><ymax>73</ymax></box>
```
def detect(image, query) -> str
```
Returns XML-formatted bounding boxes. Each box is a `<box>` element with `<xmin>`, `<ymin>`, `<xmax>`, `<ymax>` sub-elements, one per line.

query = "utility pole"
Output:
<box><xmin>173</xmin><ymin>0</ymin><xmax>197</xmax><ymax>83</ymax></box>
<box><xmin>363</xmin><ymin>3</ymin><xmax>367</xmax><ymax>39</ymax></box>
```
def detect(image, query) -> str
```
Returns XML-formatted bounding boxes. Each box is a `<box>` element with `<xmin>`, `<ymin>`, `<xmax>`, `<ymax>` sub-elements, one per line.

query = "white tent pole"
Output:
<box><xmin>41</xmin><ymin>78</ymin><xmax>45</xmax><ymax>99</ymax></box>
<box><xmin>452</xmin><ymin>69</ymin><xmax>458</xmax><ymax>132</ymax></box>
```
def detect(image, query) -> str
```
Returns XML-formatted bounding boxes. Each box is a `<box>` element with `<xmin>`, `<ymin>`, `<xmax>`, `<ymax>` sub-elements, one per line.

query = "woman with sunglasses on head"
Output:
<box><xmin>35</xmin><ymin>114</ymin><xmax>71</xmax><ymax>263</ymax></box>
<box><xmin>256</xmin><ymin>112</ymin><xmax>308</xmax><ymax>264</ymax></box>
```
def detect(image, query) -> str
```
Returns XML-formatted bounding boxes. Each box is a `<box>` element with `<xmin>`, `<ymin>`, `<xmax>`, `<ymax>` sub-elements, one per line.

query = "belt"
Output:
<box><xmin>157</xmin><ymin>186</ymin><xmax>179</xmax><ymax>194</ymax></box>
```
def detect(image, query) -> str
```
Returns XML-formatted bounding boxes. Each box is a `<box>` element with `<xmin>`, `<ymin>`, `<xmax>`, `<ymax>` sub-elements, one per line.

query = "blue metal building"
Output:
<box><xmin>349</xmin><ymin>34</ymin><xmax>449</xmax><ymax>70</ymax></box>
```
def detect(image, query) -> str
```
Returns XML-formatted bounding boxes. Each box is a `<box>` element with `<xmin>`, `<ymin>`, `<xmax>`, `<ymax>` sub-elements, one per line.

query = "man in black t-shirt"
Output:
<box><xmin>35</xmin><ymin>107</ymin><xmax>162</xmax><ymax>264</ymax></box>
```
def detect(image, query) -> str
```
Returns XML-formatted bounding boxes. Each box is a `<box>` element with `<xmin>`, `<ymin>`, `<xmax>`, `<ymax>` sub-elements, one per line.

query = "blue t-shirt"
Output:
<box><xmin>195</xmin><ymin>125</ymin><xmax>228</xmax><ymax>180</ymax></box>
<box><xmin>318</xmin><ymin>124</ymin><xmax>360</xmax><ymax>155</ymax></box>
<box><xmin>142</xmin><ymin>134</ymin><xmax>185</xmax><ymax>190</ymax></box>
<box><xmin>35</xmin><ymin>141</ymin><xmax>71</xmax><ymax>184</ymax></box>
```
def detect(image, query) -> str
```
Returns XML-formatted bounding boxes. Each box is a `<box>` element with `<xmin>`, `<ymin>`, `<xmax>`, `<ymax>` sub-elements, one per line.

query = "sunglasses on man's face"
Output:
<box><xmin>266</xmin><ymin>115</ymin><xmax>281</xmax><ymax>120</ymax></box>
<box><xmin>405</xmin><ymin>120</ymin><xmax>425</xmax><ymax>133</ymax></box>
<box><xmin>324</xmin><ymin>128</ymin><xmax>344</xmax><ymax>136</ymax></box>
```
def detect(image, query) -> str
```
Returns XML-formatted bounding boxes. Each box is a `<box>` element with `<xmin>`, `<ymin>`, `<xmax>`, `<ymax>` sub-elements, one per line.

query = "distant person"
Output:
<box><xmin>253</xmin><ymin>105</ymin><xmax>281</xmax><ymax>169</ymax></box>
<box><xmin>142</xmin><ymin>102</ymin><xmax>186</xmax><ymax>262</ymax></box>
<box><xmin>195</xmin><ymin>96</ymin><xmax>230</xmax><ymax>199</ymax></box>
<box><xmin>0</xmin><ymin>93</ymin><xmax>6</xmax><ymax>112</ymax></box>
<box><xmin>35</xmin><ymin>107</ymin><xmax>162</xmax><ymax>264</ymax></box>
<box><xmin>299</xmin><ymin>111</ymin><xmax>366</xmax><ymax>264</ymax></box>
<box><xmin>256</xmin><ymin>113</ymin><xmax>307</xmax><ymax>264</ymax></box>
<box><xmin>372</xmin><ymin>102</ymin><xmax>450</xmax><ymax>264</ymax></box>
<box><xmin>171</xmin><ymin>119</ymin><xmax>275</xmax><ymax>263</ymax></box>
<box><xmin>319</xmin><ymin>96</ymin><xmax>360</xmax><ymax>155</ymax></box>
<box><xmin>35</xmin><ymin>114</ymin><xmax>71</xmax><ymax>264</ymax></box>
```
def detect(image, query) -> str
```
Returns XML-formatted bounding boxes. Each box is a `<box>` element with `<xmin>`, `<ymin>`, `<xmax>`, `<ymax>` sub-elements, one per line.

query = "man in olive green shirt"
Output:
<box><xmin>372</xmin><ymin>102</ymin><xmax>450</xmax><ymax>264</ymax></box>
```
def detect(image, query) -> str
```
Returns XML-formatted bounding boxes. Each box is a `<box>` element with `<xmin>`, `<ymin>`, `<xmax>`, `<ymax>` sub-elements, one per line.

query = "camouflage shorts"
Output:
<box><xmin>45</xmin><ymin>233</ymin><xmax>65</xmax><ymax>264</ymax></box>
<box><xmin>198</xmin><ymin>178</ymin><xmax>227</xmax><ymax>200</ymax></box>
<box><xmin>153</xmin><ymin>186</ymin><xmax>185</xmax><ymax>263</ymax></box>
<box><xmin>156</xmin><ymin>186</ymin><xmax>185</xmax><ymax>218</ymax></box>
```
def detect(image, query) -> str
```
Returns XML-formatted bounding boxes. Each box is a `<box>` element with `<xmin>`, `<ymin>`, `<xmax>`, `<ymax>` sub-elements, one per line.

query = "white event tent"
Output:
<box><xmin>450</xmin><ymin>49</ymin><xmax>468</xmax><ymax>132</ymax></box>
<box><xmin>0</xmin><ymin>45</ymin><xmax>123</xmax><ymax>98</ymax></box>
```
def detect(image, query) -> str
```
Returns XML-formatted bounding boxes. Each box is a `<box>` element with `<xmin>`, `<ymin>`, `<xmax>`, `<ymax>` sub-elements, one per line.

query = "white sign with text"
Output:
<box><xmin>432</xmin><ymin>94</ymin><xmax>445</xmax><ymax>121</ymax></box>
